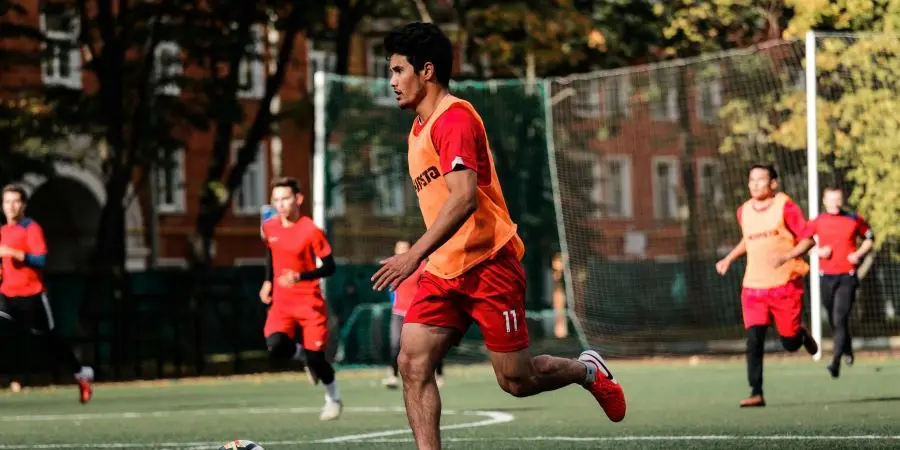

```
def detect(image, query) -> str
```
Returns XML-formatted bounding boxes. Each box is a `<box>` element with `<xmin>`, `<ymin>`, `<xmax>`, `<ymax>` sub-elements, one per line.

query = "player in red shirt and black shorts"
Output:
<box><xmin>779</xmin><ymin>186</ymin><xmax>874</xmax><ymax>378</ymax></box>
<box><xmin>259</xmin><ymin>178</ymin><xmax>342</xmax><ymax>421</ymax></box>
<box><xmin>0</xmin><ymin>184</ymin><xmax>94</xmax><ymax>403</ymax></box>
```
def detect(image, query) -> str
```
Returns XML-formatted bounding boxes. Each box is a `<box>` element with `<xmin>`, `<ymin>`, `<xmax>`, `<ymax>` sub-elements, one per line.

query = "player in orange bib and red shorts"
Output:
<box><xmin>778</xmin><ymin>186</ymin><xmax>874</xmax><ymax>378</ymax></box>
<box><xmin>371</xmin><ymin>23</ymin><xmax>626</xmax><ymax>449</ymax></box>
<box><xmin>716</xmin><ymin>165</ymin><xmax>820</xmax><ymax>408</ymax></box>
<box><xmin>0</xmin><ymin>185</ymin><xmax>94</xmax><ymax>403</ymax></box>
<box><xmin>259</xmin><ymin>177</ymin><xmax>342</xmax><ymax>421</ymax></box>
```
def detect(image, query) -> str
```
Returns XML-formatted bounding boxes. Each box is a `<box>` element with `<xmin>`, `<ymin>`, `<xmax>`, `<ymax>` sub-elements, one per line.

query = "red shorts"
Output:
<box><xmin>741</xmin><ymin>278</ymin><xmax>804</xmax><ymax>337</ymax></box>
<box><xmin>263</xmin><ymin>294</ymin><xmax>328</xmax><ymax>351</ymax></box>
<box><xmin>404</xmin><ymin>240</ymin><xmax>529</xmax><ymax>353</ymax></box>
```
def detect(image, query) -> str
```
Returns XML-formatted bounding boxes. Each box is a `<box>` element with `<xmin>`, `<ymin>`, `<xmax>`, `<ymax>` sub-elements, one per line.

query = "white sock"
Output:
<box><xmin>324</xmin><ymin>381</ymin><xmax>340</xmax><ymax>402</ymax></box>
<box><xmin>580</xmin><ymin>360</ymin><xmax>596</xmax><ymax>386</ymax></box>
<box><xmin>75</xmin><ymin>366</ymin><xmax>94</xmax><ymax>381</ymax></box>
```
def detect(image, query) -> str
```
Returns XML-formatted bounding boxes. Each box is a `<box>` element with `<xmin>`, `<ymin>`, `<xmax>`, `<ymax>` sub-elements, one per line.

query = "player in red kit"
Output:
<box><xmin>372</xmin><ymin>23</ymin><xmax>625</xmax><ymax>449</ymax></box>
<box><xmin>777</xmin><ymin>186</ymin><xmax>874</xmax><ymax>378</ymax></box>
<box><xmin>0</xmin><ymin>184</ymin><xmax>94</xmax><ymax>403</ymax></box>
<box><xmin>259</xmin><ymin>177</ymin><xmax>342</xmax><ymax>420</ymax></box>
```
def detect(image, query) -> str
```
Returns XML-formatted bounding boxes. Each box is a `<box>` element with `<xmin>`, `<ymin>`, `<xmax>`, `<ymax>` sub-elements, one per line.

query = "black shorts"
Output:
<box><xmin>0</xmin><ymin>292</ymin><xmax>55</xmax><ymax>334</ymax></box>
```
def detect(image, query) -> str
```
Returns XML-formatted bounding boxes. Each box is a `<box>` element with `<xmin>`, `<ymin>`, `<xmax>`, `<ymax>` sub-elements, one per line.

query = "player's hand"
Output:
<box><xmin>259</xmin><ymin>281</ymin><xmax>273</xmax><ymax>304</ymax></box>
<box><xmin>0</xmin><ymin>246</ymin><xmax>16</xmax><ymax>258</ymax></box>
<box><xmin>277</xmin><ymin>270</ymin><xmax>299</xmax><ymax>288</ymax></box>
<box><xmin>771</xmin><ymin>254</ymin><xmax>791</xmax><ymax>268</ymax></box>
<box><xmin>372</xmin><ymin>250</ymin><xmax>422</xmax><ymax>292</ymax></box>
<box><xmin>819</xmin><ymin>246</ymin><xmax>833</xmax><ymax>259</ymax></box>
<box><xmin>847</xmin><ymin>251</ymin><xmax>861</xmax><ymax>266</ymax></box>
<box><xmin>715</xmin><ymin>258</ymin><xmax>731</xmax><ymax>275</ymax></box>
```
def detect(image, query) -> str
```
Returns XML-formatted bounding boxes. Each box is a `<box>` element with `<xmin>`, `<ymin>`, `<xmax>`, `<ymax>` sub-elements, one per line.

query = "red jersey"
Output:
<box><xmin>0</xmin><ymin>218</ymin><xmax>48</xmax><ymax>297</ymax></box>
<box><xmin>802</xmin><ymin>210</ymin><xmax>872</xmax><ymax>275</ymax></box>
<box><xmin>262</xmin><ymin>216</ymin><xmax>332</xmax><ymax>301</ymax></box>
<box><xmin>391</xmin><ymin>261</ymin><xmax>426</xmax><ymax>316</ymax></box>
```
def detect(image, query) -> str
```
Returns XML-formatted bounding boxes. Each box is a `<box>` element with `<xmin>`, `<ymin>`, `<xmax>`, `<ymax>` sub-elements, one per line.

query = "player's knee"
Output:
<box><xmin>780</xmin><ymin>335</ymin><xmax>803</xmax><ymax>352</ymax></box>
<box><xmin>496</xmin><ymin>375</ymin><xmax>532</xmax><ymax>398</ymax></box>
<box><xmin>397</xmin><ymin>349</ymin><xmax>431</xmax><ymax>383</ymax></box>
<box><xmin>266</xmin><ymin>333</ymin><xmax>295</xmax><ymax>362</ymax></box>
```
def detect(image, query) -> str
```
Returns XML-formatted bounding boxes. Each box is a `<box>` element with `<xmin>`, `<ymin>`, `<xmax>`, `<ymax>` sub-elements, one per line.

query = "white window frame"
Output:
<box><xmin>153</xmin><ymin>41</ymin><xmax>182</xmax><ymax>96</ymax></box>
<box><xmin>326</xmin><ymin>144</ymin><xmax>345</xmax><ymax>218</ymax></box>
<box><xmin>650</xmin><ymin>69</ymin><xmax>679</xmax><ymax>122</ymax></box>
<box><xmin>696</xmin><ymin>157</ymin><xmax>724</xmax><ymax>209</ymax></box>
<box><xmin>370</xmin><ymin>145</ymin><xmax>404</xmax><ymax>217</ymax></box>
<box><xmin>232</xmin><ymin>141</ymin><xmax>268</xmax><ymax>216</ymax></box>
<box><xmin>40</xmin><ymin>12</ymin><xmax>81</xmax><ymax>89</ymax></box>
<box><xmin>575</xmin><ymin>79</ymin><xmax>603</xmax><ymax>119</ymax></box>
<box><xmin>697</xmin><ymin>64</ymin><xmax>722</xmax><ymax>123</ymax></box>
<box><xmin>155</xmin><ymin>148</ymin><xmax>186</xmax><ymax>214</ymax></box>
<box><xmin>605</xmin><ymin>76</ymin><xmax>630</xmax><ymax>118</ymax></box>
<box><xmin>307</xmin><ymin>40</ymin><xmax>337</xmax><ymax>92</ymax></box>
<box><xmin>652</xmin><ymin>156</ymin><xmax>679</xmax><ymax>220</ymax></box>
<box><xmin>367</xmin><ymin>39</ymin><xmax>395</xmax><ymax>106</ymax></box>
<box><xmin>600</xmin><ymin>155</ymin><xmax>633</xmax><ymax>218</ymax></box>
<box><xmin>238</xmin><ymin>24</ymin><xmax>265</xmax><ymax>99</ymax></box>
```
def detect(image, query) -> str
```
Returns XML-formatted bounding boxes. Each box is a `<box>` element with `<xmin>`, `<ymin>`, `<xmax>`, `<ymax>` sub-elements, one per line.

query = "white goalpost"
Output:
<box><xmin>805</xmin><ymin>30</ymin><xmax>822</xmax><ymax>361</ymax></box>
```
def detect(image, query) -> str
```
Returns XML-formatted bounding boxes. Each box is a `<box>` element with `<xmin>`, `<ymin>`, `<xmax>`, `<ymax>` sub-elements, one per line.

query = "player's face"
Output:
<box><xmin>270</xmin><ymin>187</ymin><xmax>302</xmax><ymax>218</ymax></box>
<box><xmin>2</xmin><ymin>191</ymin><xmax>25</xmax><ymax>221</ymax></box>
<box><xmin>747</xmin><ymin>168</ymin><xmax>776</xmax><ymax>200</ymax></box>
<box><xmin>823</xmin><ymin>190</ymin><xmax>843</xmax><ymax>212</ymax></box>
<box><xmin>394</xmin><ymin>240</ymin><xmax>410</xmax><ymax>255</ymax></box>
<box><xmin>389</xmin><ymin>54</ymin><xmax>427</xmax><ymax>110</ymax></box>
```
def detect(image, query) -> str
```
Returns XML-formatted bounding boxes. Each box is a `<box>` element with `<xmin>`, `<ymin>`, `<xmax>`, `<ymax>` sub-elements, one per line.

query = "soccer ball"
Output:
<box><xmin>218</xmin><ymin>440</ymin><xmax>264</xmax><ymax>450</ymax></box>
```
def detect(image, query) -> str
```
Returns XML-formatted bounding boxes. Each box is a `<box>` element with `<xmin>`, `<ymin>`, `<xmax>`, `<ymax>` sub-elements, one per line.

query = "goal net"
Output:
<box><xmin>317</xmin><ymin>75</ymin><xmax>582</xmax><ymax>365</ymax></box>
<box><xmin>547</xmin><ymin>34</ymin><xmax>900</xmax><ymax>357</ymax></box>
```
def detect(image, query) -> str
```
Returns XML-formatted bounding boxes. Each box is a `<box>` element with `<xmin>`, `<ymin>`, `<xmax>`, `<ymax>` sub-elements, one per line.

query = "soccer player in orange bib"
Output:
<box><xmin>716</xmin><ymin>165</ymin><xmax>819</xmax><ymax>408</ymax></box>
<box><xmin>260</xmin><ymin>177</ymin><xmax>342</xmax><ymax>420</ymax></box>
<box><xmin>371</xmin><ymin>23</ymin><xmax>626</xmax><ymax>448</ymax></box>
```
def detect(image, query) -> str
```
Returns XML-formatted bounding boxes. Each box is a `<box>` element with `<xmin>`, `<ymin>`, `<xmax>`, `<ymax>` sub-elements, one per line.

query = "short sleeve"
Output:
<box><xmin>782</xmin><ymin>201</ymin><xmax>808</xmax><ymax>237</ymax></box>
<box><xmin>799</xmin><ymin>217</ymin><xmax>817</xmax><ymax>240</ymax></box>
<box><xmin>431</xmin><ymin>105</ymin><xmax>492</xmax><ymax>185</ymax></box>
<box><xmin>311</xmin><ymin>226</ymin><xmax>333</xmax><ymax>259</ymax></box>
<box><xmin>856</xmin><ymin>216</ymin><xmax>873</xmax><ymax>239</ymax></box>
<box><xmin>26</xmin><ymin>223</ymin><xmax>48</xmax><ymax>255</ymax></box>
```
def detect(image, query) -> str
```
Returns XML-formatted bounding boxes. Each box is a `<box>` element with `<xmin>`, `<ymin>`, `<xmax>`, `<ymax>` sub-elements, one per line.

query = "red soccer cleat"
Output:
<box><xmin>579</xmin><ymin>350</ymin><xmax>626</xmax><ymax>422</ymax></box>
<box><xmin>75</xmin><ymin>367</ymin><xmax>94</xmax><ymax>404</ymax></box>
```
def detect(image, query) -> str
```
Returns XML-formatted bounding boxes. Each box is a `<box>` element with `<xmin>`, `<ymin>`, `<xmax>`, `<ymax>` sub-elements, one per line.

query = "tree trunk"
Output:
<box><xmin>676</xmin><ymin>69</ymin><xmax>706</xmax><ymax>325</ymax></box>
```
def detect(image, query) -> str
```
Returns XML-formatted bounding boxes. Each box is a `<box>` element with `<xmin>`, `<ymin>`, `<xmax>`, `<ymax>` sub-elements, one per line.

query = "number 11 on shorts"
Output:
<box><xmin>503</xmin><ymin>310</ymin><xmax>518</xmax><ymax>333</ymax></box>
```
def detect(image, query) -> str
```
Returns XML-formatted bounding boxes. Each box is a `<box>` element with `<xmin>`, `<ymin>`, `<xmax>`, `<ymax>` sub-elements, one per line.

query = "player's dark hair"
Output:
<box><xmin>270</xmin><ymin>177</ymin><xmax>301</xmax><ymax>195</ymax></box>
<box><xmin>748</xmin><ymin>164</ymin><xmax>778</xmax><ymax>180</ymax></box>
<box><xmin>1</xmin><ymin>184</ymin><xmax>27</xmax><ymax>203</ymax></box>
<box><xmin>383</xmin><ymin>22</ymin><xmax>453</xmax><ymax>87</ymax></box>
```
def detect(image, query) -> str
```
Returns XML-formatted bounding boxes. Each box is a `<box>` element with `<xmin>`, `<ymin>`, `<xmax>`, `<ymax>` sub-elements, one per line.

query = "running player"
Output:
<box><xmin>371</xmin><ymin>23</ymin><xmax>626</xmax><ymax>449</ymax></box>
<box><xmin>259</xmin><ymin>177</ymin><xmax>342</xmax><ymax>420</ymax></box>
<box><xmin>382</xmin><ymin>240</ymin><xmax>444</xmax><ymax>390</ymax></box>
<box><xmin>0</xmin><ymin>184</ymin><xmax>94</xmax><ymax>403</ymax></box>
<box><xmin>716</xmin><ymin>165</ymin><xmax>819</xmax><ymax>407</ymax></box>
<box><xmin>777</xmin><ymin>186</ymin><xmax>873</xmax><ymax>378</ymax></box>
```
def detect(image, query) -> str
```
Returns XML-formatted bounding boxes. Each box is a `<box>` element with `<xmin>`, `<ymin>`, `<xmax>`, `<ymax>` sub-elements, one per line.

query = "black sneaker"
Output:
<box><xmin>827</xmin><ymin>363</ymin><xmax>840</xmax><ymax>379</ymax></box>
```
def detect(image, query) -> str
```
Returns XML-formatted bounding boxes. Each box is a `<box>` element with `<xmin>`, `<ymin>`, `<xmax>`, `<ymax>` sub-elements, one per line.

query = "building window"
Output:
<box><xmin>697</xmin><ymin>158</ymin><xmax>724</xmax><ymax>210</ymax></box>
<box><xmin>575</xmin><ymin>79</ymin><xmax>603</xmax><ymax>119</ymax></box>
<box><xmin>155</xmin><ymin>149</ymin><xmax>186</xmax><ymax>214</ymax></box>
<box><xmin>307</xmin><ymin>41</ymin><xmax>337</xmax><ymax>92</ymax></box>
<box><xmin>238</xmin><ymin>24</ymin><xmax>265</xmax><ymax>99</ymax></box>
<box><xmin>367</xmin><ymin>39</ymin><xmax>394</xmax><ymax>106</ymax></box>
<box><xmin>652</xmin><ymin>157</ymin><xmax>679</xmax><ymax>220</ymax></box>
<box><xmin>153</xmin><ymin>42</ymin><xmax>182</xmax><ymax>96</ymax></box>
<box><xmin>591</xmin><ymin>155</ymin><xmax>632</xmax><ymax>218</ymax></box>
<box><xmin>697</xmin><ymin>64</ymin><xmax>722</xmax><ymax>123</ymax></box>
<box><xmin>370</xmin><ymin>145</ymin><xmax>404</xmax><ymax>216</ymax></box>
<box><xmin>650</xmin><ymin>69</ymin><xmax>679</xmax><ymax>122</ymax></box>
<box><xmin>40</xmin><ymin>11</ymin><xmax>81</xmax><ymax>89</ymax></box>
<box><xmin>327</xmin><ymin>144</ymin><xmax>345</xmax><ymax>218</ymax></box>
<box><xmin>232</xmin><ymin>141</ymin><xmax>267</xmax><ymax>215</ymax></box>
<box><xmin>605</xmin><ymin>76</ymin><xmax>630</xmax><ymax>117</ymax></box>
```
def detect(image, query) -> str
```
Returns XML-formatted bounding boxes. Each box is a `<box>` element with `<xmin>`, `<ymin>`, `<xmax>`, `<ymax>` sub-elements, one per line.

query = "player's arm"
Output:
<box><xmin>849</xmin><ymin>216</ymin><xmax>874</xmax><ymax>264</ymax></box>
<box><xmin>295</xmin><ymin>228</ymin><xmax>336</xmax><ymax>282</ymax></box>
<box><xmin>20</xmin><ymin>223</ymin><xmax>47</xmax><ymax>268</ymax></box>
<box><xmin>773</xmin><ymin>201</ymin><xmax>814</xmax><ymax>267</ymax></box>
<box><xmin>260</xmin><ymin>228</ymin><xmax>273</xmax><ymax>304</ymax></box>
<box><xmin>407</xmin><ymin>169</ymin><xmax>478</xmax><ymax>263</ymax></box>
<box><xmin>716</xmin><ymin>207</ymin><xmax>747</xmax><ymax>275</ymax></box>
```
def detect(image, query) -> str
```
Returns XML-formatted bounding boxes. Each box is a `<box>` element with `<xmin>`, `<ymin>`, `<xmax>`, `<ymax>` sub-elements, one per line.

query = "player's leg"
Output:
<box><xmin>383</xmin><ymin>313</ymin><xmax>403</xmax><ymax>389</ymax></box>
<box><xmin>827</xmin><ymin>275</ymin><xmax>857</xmax><ymax>376</ymax></box>
<box><xmin>263</xmin><ymin>308</ymin><xmax>301</xmax><ymax>367</ymax></box>
<box><xmin>773</xmin><ymin>280</ymin><xmax>818</xmax><ymax>355</ymax></box>
<box><xmin>299</xmin><ymin>312</ymin><xmax>342</xmax><ymax>420</ymax></box>
<box><xmin>23</xmin><ymin>293</ymin><xmax>93</xmax><ymax>403</ymax></box>
<box><xmin>469</xmin><ymin>244</ymin><xmax>625</xmax><ymax>422</ymax></box>
<box><xmin>740</xmin><ymin>288</ymin><xmax>770</xmax><ymax>407</ymax></box>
